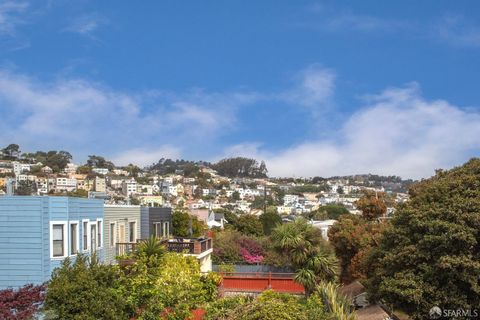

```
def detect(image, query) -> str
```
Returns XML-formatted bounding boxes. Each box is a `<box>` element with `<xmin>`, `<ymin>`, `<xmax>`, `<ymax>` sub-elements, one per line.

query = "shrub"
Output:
<box><xmin>0</xmin><ymin>284</ymin><xmax>45</xmax><ymax>320</ymax></box>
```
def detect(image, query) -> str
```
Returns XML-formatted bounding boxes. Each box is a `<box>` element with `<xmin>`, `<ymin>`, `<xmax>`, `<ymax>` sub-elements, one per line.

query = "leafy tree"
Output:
<box><xmin>213</xmin><ymin>157</ymin><xmax>268</xmax><ymax>178</ymax></box>
<box><xmin>212</xmin><ymin>229</ymin><xmax>243</xmax><ymax>264</ymax></box>
<box><xmin>172</xmin><ymin>210</ymin><xmax>204</xmax><ymax>237</ymax></box>
<box><xmin>313</xmin><ymin>203</ymin><xmax>350</xmax><ymax>220</ymax></box>
<box><xmin>86</xmin><ymin>155</ymin><xmax>115</xmax><ymax>170</ymax></box>
<box><xmin>337</xmin><ymin>186</ymin><xmax>344</xmax><ymax>194</ymax></box>
<box><xmin>15</xmin><ymin>180</ymin><xmax>37</xmax><ymax>196</ymax></box>
<box><xmin>271</xmin><ymin>219</ymin><xmax>338</xmax><ymax>295</ymax></box>
<box><xmin>119</xmin><ymin>252</ymin><xmax>220</xmax><ymax>320</ymax></box>
<box><xmin>235</xmin><ymin>214</ymin><xmax>264</xmax><ymax>237</ymax></box>
<box><xmin>124</xmin><ymin>163</ymin><xmax>142</xmax><ymax>177</ymax></box>
<box><xmin>259</xmin><ymin>206</ymin><xmax>282</xmax><ymax>235</ymax></box>
<box><xmin>231</xmin><ymin>191</ymin><xmax>240</xmax><ymax>201</ymax></box>
<box><xmin>0</xmin><ymin>284</ymin><xmax>45</xmax><ymax>320</ymax></box>
<box><xmin>367</xmin><ymin>159</ymin><xmax>480</xmax><ymax>318</ymax></box>
<box><xmin>1</xmin><ymin>144</ymin><xmax>20</xmax><ymax>160</ymax></box>
<box><xmin>316</xmin><ymin>282</ymin><xmax>356</xmax><ymax>320</ymax></box>
<box><xmin>44</xmin><ymin>254</ymin><xmax>126</xmax><ymax>320</ymax></box>
<box><xmin>355</xmin><ymin>191</ymin><xmax>387</xmax><ymax>220</ymax></box>
<box><xmin>76</xmin><ymin>165</ymin><xmax>92</xmax><ymax>175</ymax></box>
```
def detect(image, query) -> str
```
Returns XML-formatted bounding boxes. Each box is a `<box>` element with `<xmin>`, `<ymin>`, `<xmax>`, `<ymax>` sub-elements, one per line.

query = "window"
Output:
<box><xmin>70</xmin><ymin>222</ymin><xmax>78</xmax><ymax>255</ymax></box>
<box><xmin>153</xmin><ymin>222</ymin><xmax>162</xmax><ymax>238</ymax></box>
<box><xmin>163</xmin><ymin>221</ymin><xmax>169</xmax><ymax>237</ymax></box>
<box><xmin>97</xmin><ymin>219</ymin><xmax>103</xmax><ymax>248</ymax></box>
<box><xmin>90</xmin><ymin>224</ymin><xmax>97</xmax><ymax>252</ymax></box>
<box><xmin>52</xmin><ymin>224</ymin><xmax>64</xmax><ymax>257</ymax></box>
<box><xmin>110</xmin><ymin>222</ymin><xmax>116</xmax><ymax>247</ymax></box>
<box><xmin>82</xmin><ymin>220</ymin><xmax>89</xmax><ymax>251</ymax></box>
<box><xmin>50</xmin><ymin>221</ymin><xmax>68</xmax><ymax>259</ymax></box>
<box><xmin>129</xmin><ymin>221</ymin><xmax>136</xmax><ymax>242</ymax></box>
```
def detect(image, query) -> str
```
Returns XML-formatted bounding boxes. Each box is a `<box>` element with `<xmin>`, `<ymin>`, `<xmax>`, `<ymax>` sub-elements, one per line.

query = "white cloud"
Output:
<box><xmin>435</xmin><ymin>15</ymin><xmax>480</xmax><ymax>47</ymax></box>
<box><xmin>63</xmin><ymin>12</ymin><xmax>107</xmax><ymax>36</ymax></box>
<box><xmin>225</xmin><ymin>85</ymin><xmax>480</xmax><ymax>179</ymax></box>
<box><xmin>281</xmin><ymin>65</ymin><xmax>335</xmax><ymax>117</ymax></box>
<box><xmin>0</xmin><ymin>69</ymin><xmax>253</xmax><ymax>164</ymax></box>
<box><xmin>0</xmin><ymin>1</ymin><xmax>28</xmax><ymax>35</ymax></box>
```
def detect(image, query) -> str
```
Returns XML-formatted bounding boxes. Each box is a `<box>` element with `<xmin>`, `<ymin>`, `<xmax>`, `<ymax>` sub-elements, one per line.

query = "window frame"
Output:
<box><xmin>82</xmin><ymin>219</ymin><xmax>90</xmax><ymax>252</ymax></box>
<box><xmin>89</xmin><ymin>221</ymin><xmax>97</xmax><ymax>252</ymax></box>
<box><xmin>129</xmin><ymin>220</ymin><xmax>137</xmax><ymax>243</ymax></box>
<box><xmin>69</xmin><ymin>220</ymin><xmax>79</xmax><ymax>256</ymax></box>
<box><xmin>50</xmin><ymin>221</ymin><xmax>68</xmax><ymax>259</ymax></box>
<box><xmin>96</xmin><ymin>218</ymin><xmax>103</xmax><ymax>248</ymax></box>
<box><xmin>109</xmin><ymin>221</ymin><xmax>117</xmax><ymax>248</ymax></box>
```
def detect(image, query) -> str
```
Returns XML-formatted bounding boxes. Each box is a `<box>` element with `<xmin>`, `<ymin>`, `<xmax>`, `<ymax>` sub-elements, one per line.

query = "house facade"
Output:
<box><xmin>0</xmin><ymin>196</ymin><xmax>104</xmax><ymax>289</ymax></box>
<box><xmin>140</xmin><ymin>207</ymin><xmax>172</xmax><ymax>239</ymax></box>
<box><xmin>103</xmin><ymin>205</ymin><xmax>141</xmax><ymax>264</ymax></box>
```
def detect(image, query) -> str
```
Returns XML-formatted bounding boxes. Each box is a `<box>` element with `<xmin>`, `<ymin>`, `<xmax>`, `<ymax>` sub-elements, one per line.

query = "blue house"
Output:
<box><xmin>0</xmin><ymin>196</ymin><xmax>104</xmax><ymax>289</ymax></box>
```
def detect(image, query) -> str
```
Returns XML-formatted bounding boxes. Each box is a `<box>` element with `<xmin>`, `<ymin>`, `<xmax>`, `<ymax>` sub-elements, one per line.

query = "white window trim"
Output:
<box><xmin>109</xmin><ymin>221</ymin><xmax>117</xmax><ymax>248</ymax></box>
<box><xmin>128</xmin><ymin>219</ymin><xmax>137</xmax><ymax>243</ymax></box>
<box><xmin>82</xmin><ymin>219</ymin><xmax>90</xmax><ymax>252</ymax></box>
<box><xmin>96</xmin><ymin>218</ymin><xmax>104</xmax><ymax>249</ymax></box>
<box><xmin>69</xmin><ymin>220</ymin><xmax>80</xmax><ymax>256</ymax></box>
<box><xmin>89</xmin><ymin>221</ymin><xmax>97</xmax><ymax>251</ymax></box>
<box><xmin>50</xmin><ymin>221</ymin><xmax>68</xmax><ymax>260</ymax></box>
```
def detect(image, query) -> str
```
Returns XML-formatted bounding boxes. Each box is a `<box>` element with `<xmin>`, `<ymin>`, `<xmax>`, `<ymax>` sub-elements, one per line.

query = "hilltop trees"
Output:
<box><xmin>367</xmin><ymin>159</ymin><xmax>480</xmax><ymax>317</ymax></box>
<box><xmin>213</xmin><ymin>157</ymin><xmax>268</xmax><ymax>178</ymax></box>
<box><xmin>86</xmin><ymin>155</ymin><xmax>115</xmax><ymax>170</ymax></box>
<box><xmin>1</xmin><ymin>144</ymin><xmax>20</xmax><ymax>160</ymax></box>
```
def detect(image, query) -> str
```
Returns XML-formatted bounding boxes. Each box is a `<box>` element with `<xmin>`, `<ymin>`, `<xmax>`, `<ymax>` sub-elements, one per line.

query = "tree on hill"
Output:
<box><xmin>32</xmin><ymin>150</ymin><xmax>72</xmax><ymax>172</ymax></box>
<box><xmin>366</xmin><ymin>159</ymin><xmax>480</xmax><ymax>317</ymax></box>
<box><xmin>16</xmin><ymin>180</ymin><xmax>37</xmax><ymax>196</ymax></box>
<box><xmin>172</xmin><ymin>210</ymin><xmax>204</xmax><ymax>237</ymax></box>
<box><xmin>212</xmin><ymin>157</ymin><xmax>268</xmax><ymax>178</ymax></box>
<box><xmin>1</xmin><ymin>144</ymin><xmax>20</xmax><ymax>160</ymax></box>
<box><xmin>86</xmin><ymin>155</ymin><xmax>115</xmax><ymax>170</ymax></box>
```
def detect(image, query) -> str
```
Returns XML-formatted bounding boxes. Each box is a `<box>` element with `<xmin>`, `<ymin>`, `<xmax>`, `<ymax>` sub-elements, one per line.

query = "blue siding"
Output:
<box><xmin>0</xmin><ymin>196</ymin><xmax>104</xmax><ymax>289</ymax></box>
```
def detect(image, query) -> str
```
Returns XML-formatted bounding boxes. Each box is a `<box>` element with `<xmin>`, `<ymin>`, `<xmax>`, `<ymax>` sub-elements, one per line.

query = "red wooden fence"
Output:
<box><xmin>219</xmin><ymin>272</ymin><xmax>305</xmax><ymax>295</ymax></box>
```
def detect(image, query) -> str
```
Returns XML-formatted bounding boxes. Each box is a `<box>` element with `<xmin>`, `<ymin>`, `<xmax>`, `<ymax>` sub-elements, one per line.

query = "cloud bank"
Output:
<box><xmin>225</xmin><ymin>85</ymin><xmax>480</xmax><ymax>179</ymax></box>
<box><xmin>0</xmin><ymin>66</ymin><xmax>478</xmax><ymax>179</ymax></box>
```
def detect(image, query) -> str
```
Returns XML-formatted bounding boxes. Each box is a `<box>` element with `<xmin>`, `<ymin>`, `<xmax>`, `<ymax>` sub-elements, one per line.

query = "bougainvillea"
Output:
<box><xmin>239</xmin><ymin>237</ymin><xmax>264</xmax><ymax>264</ymax></box>
<box><xmin>0</xmin><ymin>284</ymin><xmax>46</xmax><ymax>320</ymax></box>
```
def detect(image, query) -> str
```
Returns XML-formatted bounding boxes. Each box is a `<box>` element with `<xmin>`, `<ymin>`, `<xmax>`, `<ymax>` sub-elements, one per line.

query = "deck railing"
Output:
<box><xmin>116</xmin><ymin>237</ymin><xmax>212</xmax><ymax>256</ymax></box>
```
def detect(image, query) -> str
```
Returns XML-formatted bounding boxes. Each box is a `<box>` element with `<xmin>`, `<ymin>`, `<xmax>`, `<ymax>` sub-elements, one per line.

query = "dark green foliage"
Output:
<box><xmin>150</xmin><ymin>158</ymin><xmax>208</xmax><ymax>176</ymax></box>
<box><xmin>235</xmin><ymin>214</ymin><xmax>264</xmax><ymax>237</ymax></box>
<box><xmin>86</xmin><ymin>155</ymin><xmax>115</xmax><ymax>170</ymax></box>
<box><xmin>213</xmin><ymin>157</ymin><xmax>267</xmax><ymax>178</ymax></box>
<box><xmin>1</xmin><ymin>144</ymin><xmax>20</xmax><ymax>160</ymax></box>
<box><xmin>367</xmin><ymin>159</ymin><xmax>480</xmax><ymax>318</ymax></box>
<box><xmin>259</xmin><ymin>207</ymin><xmax>282</xmax><ymax>235</ymax></box>
<box><xmin>30</xmin><ymin>151</ymin><xmax>72</xmax><ymax>172</ymax></box>
<box><xmin>15</xmin><ymin>180</ymin><xmax>37</xmax><ymax>195</ymax></box>
<box><xmin>44</xmin><ymin>254</ymin><xmax>126</xmax><ymax>320</ymax></box>
<box><xmin>172</xmin><ymin>210</ymin><xmax>204</xmax><ymax>237</ymax></box>
<box><xmin>307</xmin><ymin>203</ymin><xmax>350</xmax><ymax>220</ymax></box>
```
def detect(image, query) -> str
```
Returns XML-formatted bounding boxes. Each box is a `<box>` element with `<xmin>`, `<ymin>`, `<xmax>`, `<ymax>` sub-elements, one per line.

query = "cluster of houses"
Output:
<box><xmin>0</xmin><ymin>196</ymin><xmax>213</xmax><ymax>290</ymax></box>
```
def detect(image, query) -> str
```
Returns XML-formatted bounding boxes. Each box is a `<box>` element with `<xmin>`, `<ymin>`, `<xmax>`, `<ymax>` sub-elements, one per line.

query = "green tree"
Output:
<box><xmin>1</xmin><ymin>144</ymin><xmax>20</xmax><ymax>160</ymax></box>
<box><xmin>119</xmin><ymin>252</ymin><xmax>220</xmax><ymax>320</ymax></box>
<box><xmin>86</xmin><ymin>155</ymin><xmax>115</xmax><ymax>170</ymax></box>
<box><xmin>259</xmin><ymin>206</ymin><xmax>282</xmax><ymax>235</ymax></box>
<box><xmin>271</xmin><ymin>219</ymin><xmax>338</xmax><ymax>295</ymax></box>
<box><xmin>15</xmin><ymin>180</ymin><xmax>37</xmax><ymax>195</ymax></box>
<box><xmin>367</xmin><ymin>159</ymin><xmax>480</xmax><ymax>318</ymax></box>
<box><xmin>172</xmin><ymin>210</ymin><xmax>204</xmax><ymax>237</ymax></box>
<box><xmin>44</xmin><ymin>254</ymin><xmax>126</xmax><ymax>320</ymax></box>
<box><xmin>235</xmin><ymin>214</ymin><xmax>264</xmax><ymax>237</ymax></box>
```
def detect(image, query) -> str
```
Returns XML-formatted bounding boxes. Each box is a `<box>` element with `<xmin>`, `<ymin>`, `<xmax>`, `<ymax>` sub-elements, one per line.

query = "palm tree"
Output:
<box><xmin>271</xmin><ymin>218</ymin><xmax>339</xmax><ymax>295</ymax></box>
<box><xmin>316</xmin><ymin>281</ymin><xmax>356</xmax><ymax>320</ymax></box>
<box><xmin>135</xmin><ymin>236</ymin><xmax>166</xmax><ymax>259</ymax></box>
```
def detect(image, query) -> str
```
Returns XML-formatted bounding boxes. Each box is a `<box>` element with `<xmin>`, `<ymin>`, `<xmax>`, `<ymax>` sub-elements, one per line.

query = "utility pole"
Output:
<box><xmin>263</xmin><ymin>183</ymin><xmax>267</xmax><ymax>214</ymax></box>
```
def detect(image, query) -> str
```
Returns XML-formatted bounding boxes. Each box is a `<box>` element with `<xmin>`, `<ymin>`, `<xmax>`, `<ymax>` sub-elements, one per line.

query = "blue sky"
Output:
<box><xmin>0</xmin><ymin>1</ymin><xmax>480</xmax><ymax>178</ymax></box>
